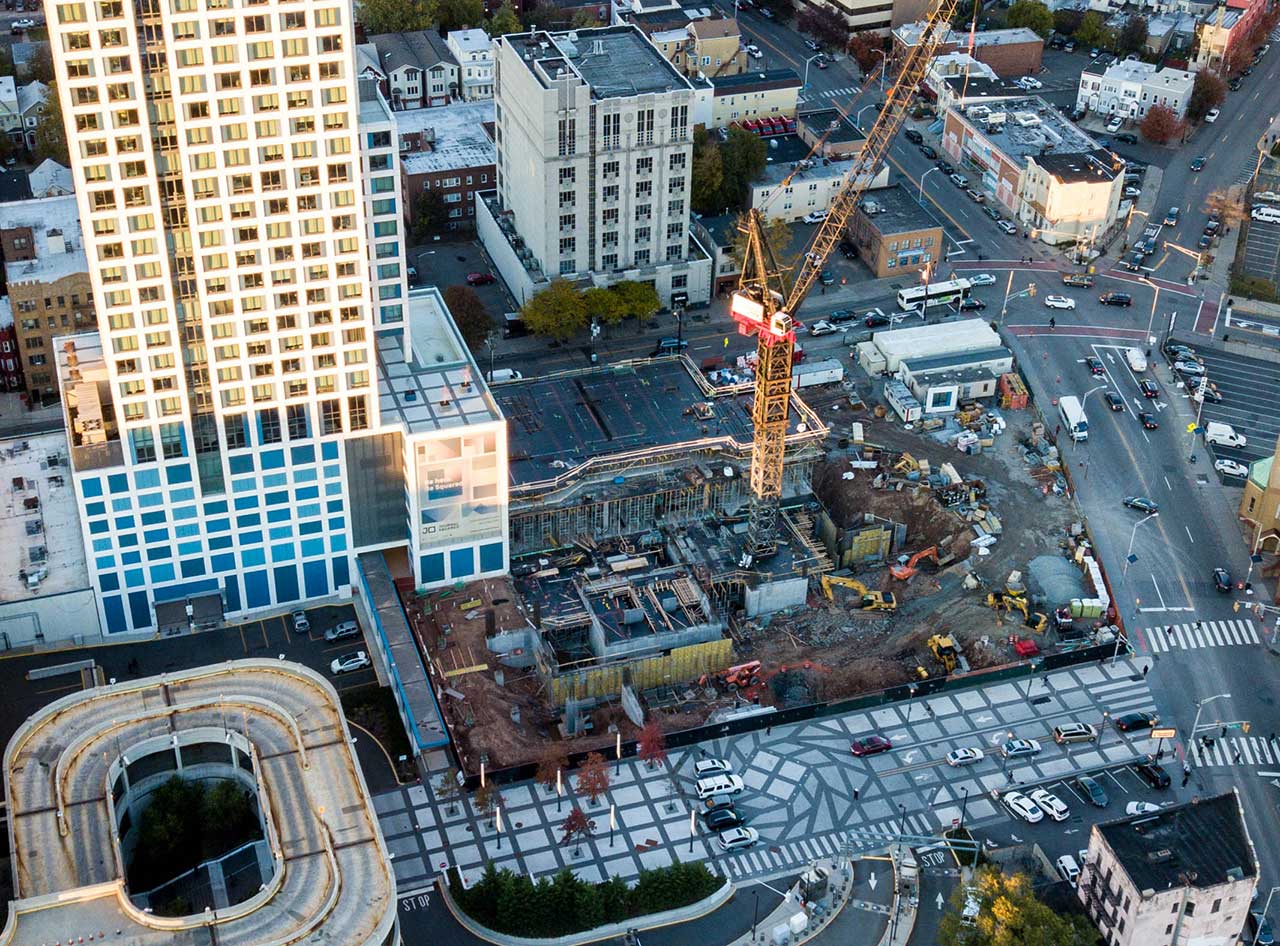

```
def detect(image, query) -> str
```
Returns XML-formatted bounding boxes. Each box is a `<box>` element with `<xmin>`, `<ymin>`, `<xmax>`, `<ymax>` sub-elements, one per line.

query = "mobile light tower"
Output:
<box><xmin>730</xmin><ymin>0</ymin><xmax>959</xmax><ymax>558</ymax></box>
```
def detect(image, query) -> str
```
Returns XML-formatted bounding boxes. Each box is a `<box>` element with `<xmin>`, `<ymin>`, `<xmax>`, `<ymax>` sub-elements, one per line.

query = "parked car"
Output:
<box><xmin>1029</xmin><ymin>788</ymin><xmax>1069</xmax><ymax>821</ymax></box>
<box><xmin>466</xmin><ymin>272</ymin><xmax>496</xmax><ymax>285</ymax></box>
<box><xmin>10</xmin><ymin>16</ymin><xmax>34</xmax><ymax>29</ymax></box>
<box><xmin>718</xmin><ymin>826</ymin><xmax>760</xmax><ymax>851</ymax></box>
<box><xmin>1175</xmin><ymin>360</ymin><xmax>1206</xmax><ymax>376</ymax></box>
<box><xmin>1228</xmin><ymin>77</ymin><xmax>1243</xmax><ymax>91</ymax></box>
<box><xmin>704</xmin><ymin>807</ymin><xmax>744</xmax><ymax>831</ymax></box>
<box><xmin>1140</xmin><ymin>379</ymin><xmax>1159</xmax><ymax>398</ymax></box>
<box><xmin>291</xmin><ymin>609</ymin><xmax>310</xmax><ymax>633</ymax></box>
<box><xmin>946</xmin><ymin>747</ymin><xmax>984</xmax><ymax>767</ymax></box>
<box><xmin>1077</xmin><ymin>774</ymin><xmax>1109</xmax><ymax>807</ymax></box>
<box><xmin>1062</xmin><ymin>273</ymin><xmax>1094</xmax><ymax>288</ymax></box>
<box><xmin>1106</xmin><ymin>115</ymin><xmax>1124</xmax><ymax>133</ymax></box>
<box><xmin>808</xmin><ymin>320</ymin><xmax>838</xmax><ymax>336</ymax></box>
<box><xmin>1123</xmin><ymin>496</ymin><xmax>1159</xmax><ymax>513</ymax></box>
<box><xmin>1044</xmin><ymin>295</ymin><xmax>1076</xmax><ymax>310</ymax></box>
<box><xmin>919</xmin><ymin>144</ymin><xmax>938</xmax><ymax>159</ymax></box>
<box><xmin>1197</xmin><ymin>233</ymin><xmax>1213</xmax><ymax>249</ymax></box>
<box><xmin>984</xmin><ymin>206</ymin><xmax>1001</xmax><ymax>221</ymax></box>
<box><xmin>1248</xmin><ymin>911</ymin><xmax>1276</xmax><ymax>946</ymax></box>
<box><xmin>1138</xmin><ymin>411</ymin><xmax>1158</xmax><ymax>429</ymax></box>
<box><xmin>1115</xmin><ymin>132</ymin><xmax>1138</xmax><ymax>144</ymax></box>
<box><xmin>997</xmin><ymin>220</ymin><xmax>1017</xmax><ymax>235</ymax></box>
<box><xmin>1104</xmin><ymin>391</ymin><xmax>1125</xmax><ymax>411</ymax></box>
<box><xmin>803</xmin><ymin>210</ymin><xmax>828</xmax><ymax>224</ymax></box>
<box><xmin>966</xmin><ymin>188</ymin><xmax>986</xmax><ymax>204</ymax></box>
<box><xmin>695</xmin><ymin>774</ymin><xmax>745</xmax><ymax>799</ymax></box>
<box><xmin>949</xmin><ymin>173</ymin><xmax>968</xmax><ymax>187</ymax></box>
<box><xmin>828</xmin><ymin>309</ymin><xmax>857</xmax><ymax>324</ymax></box>
<box><xmin>1133</xmin><ymin>760</ymin><xmax>1171</xmax><ymax>789</ymax></box>
<box><xmin>1213</xmin><ymin>567</ymin><xmax>1232</xmax><ymax>593</ymax></box>
<box><xmin>803</xmin><ymin>37</ymin><xmax>821</xmax><ymax>51</ymax></box>
<box><xmin>937</xmin><ymin>160</ymin><xmax>954</xmax><ymax>174</ymax></box>
<box><xmin>814</xmin><ymin>56</ymin><xmax>829</xmax><ymax>69</ymax></box>
<box><xmin>1085</xmin><ymin>356</ymin><xmax>1106</xmax><ymax>375</ymax></box>
<box><xmin>746</xmin><ymin>44</ymin><xmax>763</xmax><ymax>59</ymax></box>
<box><xmin>904</xmin><ymin>129</ymin><xmax>924</xmax><ymax>144</ymax></box>
<box><xmin>1114</xmin><ymin>711</ymin><xmax>1159</xmax><ymax>732</ymax></box>
<box><xmin>330</xmin><ymin>651</ymin><xmax>371</xmax><ymax>675</ymax></box>
<box><xmin>324</xmin><ymin>620</ymin><xmax>361</xmax><ymax>642</ymax></box>
<box><xmin>1100</xmin><ymin>292</ymin><xmax>1133</xmax><ymax>306</ymax></box>
<box><xmin>694</xmin><ymin>758</ymin><xmax>733</xmax><ymax>778</ymax></box>
<box><xmin>1205</xmin><ymin>108</ymin><xmax>1221</xmax><ymax>123</ymax></box>
<box><xmin>850</xmin><ymin>735</ymin><xmax>893</xmax><ymax>757</ymax></box>
<box><xmin>1213</xmin><ymin>458</ymin><xmax>1248</xmax><ymax>478</ymax></box>
<box><xmin>1002</xmin><ymin>790</ymin><xmax>1044</xmax><ymax>823</ymax></box>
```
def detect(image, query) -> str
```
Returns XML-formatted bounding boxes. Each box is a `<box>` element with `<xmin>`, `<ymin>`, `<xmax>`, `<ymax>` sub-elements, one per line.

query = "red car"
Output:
<box><xmin>466</xmin><ymin>272</ymin><xmax>496</xmax><ymax>286</ymax></box>
<box><xmin>850</xmin><ymin>735</ymin><xmax>893</xmax><ymax>757</ymax></box>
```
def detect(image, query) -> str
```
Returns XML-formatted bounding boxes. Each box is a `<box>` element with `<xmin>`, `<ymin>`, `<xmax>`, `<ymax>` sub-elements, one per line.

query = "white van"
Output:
<box><xmin>1056</xmin><ymin>854</ymin><xmax>1081</xmax><ymax>884</ymax></box>
<box><xmin>1205</xmin><ymin>422</ymin><xmax>1246</xmax><ymax>448</ymax></box>
<box><xmin>1124</xmin><ymin>348</ymin><xmax>1147</xmax><ymax>372</ymax></box>
<box><xmin>1252</xmin><ymin>206</ymin><xmax>1280</xmax><ymax>224</ymax></box>
<box><xmin>694</xmin><ymin>774</ymin><xmax>745</xmax><ymax>799</ymax></box>
<box><xmin>489</xmin><ymin>368</ymin><xmax>523</xmax><ymax>383</ymax></box>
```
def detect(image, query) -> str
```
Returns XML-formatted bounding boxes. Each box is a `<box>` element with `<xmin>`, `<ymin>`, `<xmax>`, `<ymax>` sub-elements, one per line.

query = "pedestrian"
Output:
<box><xmin>1270</xmin><ymin>732</ymin><xmax>1277</xmax><ymax>746</ymax></box>
<box><xmin>1234</xmin><ymin>749</ymin><xmax>1242</xmax><ymax>764</ymax></box>
<box><xmin>1142</xmin><ymin>664</ymin><xmax>1149</xmax><ymax>677</ymax></box>
<box><xmin>853</xmin><ymin>788</ymin><xmax>860</xmax><ymax>801</ymax></box>
<box><xmin>1049</xmin><ymin>317</ymin><xmax>1056</xmax><ymax>330</ymax></box>
<box><xmin>1181</xmin><ymin>772</ymin><xmax>1191</xmax><ymax>787</ymax></box>
<box><xmin>765</xmin><ymin>725</ymin><xmax>772</xmax><ymax>736</ymax></box>
<box><xmin>1221</xmin><ymin>725</ymin><xmax>1228</xmax><ymax>739</ymax></box>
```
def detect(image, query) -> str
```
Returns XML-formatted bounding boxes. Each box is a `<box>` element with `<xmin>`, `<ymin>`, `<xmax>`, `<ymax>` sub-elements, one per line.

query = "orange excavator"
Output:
<box><xmin>890</xmin><ymin>546</ymin><xmax>940</xmax><ymax>581</ymax></box>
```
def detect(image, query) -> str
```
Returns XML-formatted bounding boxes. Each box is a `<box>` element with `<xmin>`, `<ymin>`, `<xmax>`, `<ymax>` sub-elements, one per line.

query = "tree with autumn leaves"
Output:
<box><xmin>576</xmin><ymin>752</ymin><xmax>611</xmax><ymax>806</ymax></box>
<box><xmin>1139</xmin><ymin>104</ymin><xmax>1186</xmax><ymax>144</ymax></box>
<box><xmin>535</xmin><ymin>743</ymin><xmax>569</xmax><ymax>796</ymax></box>
<box><xmin>638</xmin><ymin>720</ymin><xmax>668</xmax><ymax>770</ymax></box>
<box><xmin>560</xmin><ymin>807</ymin><xmax>596</xmax><ymax>855</ymax></box>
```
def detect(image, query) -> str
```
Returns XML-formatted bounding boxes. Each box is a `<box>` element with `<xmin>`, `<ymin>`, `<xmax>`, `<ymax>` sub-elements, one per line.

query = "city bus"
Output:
<box><xmin>1058</xmin><ymin>395</ymin><xmax>1088</xmax><ymax>442</ymax></box>
<box><xmin>897</xmin><ymin>278</ymin><xmax>972</xmax><ymax>312</ymax></box>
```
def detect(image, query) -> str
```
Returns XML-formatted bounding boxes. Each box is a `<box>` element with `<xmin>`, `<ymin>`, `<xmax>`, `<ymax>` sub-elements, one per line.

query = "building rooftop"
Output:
<box><xmin>448</xmin><ymin>27</ymin><xmax>492</xmax><ymax>56</ymax></box>
<box><xmin>972</xmin><ymin>26</ymin><xmax>1042</xmax><ymax>46</ymax></box>
<box><xmin>2</xmin><ymin>659</ymin><xmax>397</xmax><ymax>946</ymax></box>
<box><xmin>688</xmin><ymin>16</ymin><xmax>738</xmax><ymax>39</ymax></box>
<box><xmin>860</xmin><ymin>183</ymin><xmax>943</xmax><ymax>235</ymax></box>
<box><xmin>0</xmin><ymin>429</ymin><xmax>88</xmax><ymax>603</ymax></box>
<box><xmin>0</xmin><ymin>194</ymin><xmax>88</xmax><ymax>285</ymax></box>
<box><xmin>376</xmin><ymin>287</ymin><xmax>502</xmax><ymax>436</ymax></box>
<box><xmin>369</xmin><ymin>29</ymin><xmax>457</xmax><ymax>74</ymax></box>
<box><xmin>1088</xmin><ymin>57</ymin><xmax>1195</xmax><ymax>95</ymax></box>
<box><xmin>395</xmin><ymin>99</ymin><xmax>496</xmax><ymax>176</ymax></box>
<box><xmin>796</xmin><ymin>107</ymin><xmax>864</xmax><ymax>145</ymax></box>
<box><xmin>358</xmin><ymin>76</ymin><xmax>393</xmax><ymax>127</ymax></box>
<box><xmin>756</xmin><ymin>133</ymin><xmax>854</xmax><ymax>188</ymax></box>
<box><xmin>939</xmin><ymin>73</ymin><xmax>1024</xmax><ymax>104</ymax></box>
<box><xmin>506</xmin><ymin>26</ymin><xmax>692</xmax><ymax>98</ymax></box>
<box><xmin>928</xmin><ymin>51</ymin><xmax>999</xmax><ymax>82</ymax></box>
<box><xmin>711</xmin><ymin>67</ymin><xmax>802</xmax><ymax>95</ymax></box>
<box><xmin>1202</xmin><ymin>4</ymin><xmax>1246</xmax><ymax>28</ymax></box>
<box><xmin>693</xmin><ymin>211</ymin><xmax>739</xmax><ymax>248</ymax></box>
<box><xmin>1035</xmin><ymin>149</ymin><xmax>1120</xmax><ymax>184</ymax></box>
<box><xmin>1098</xmin><ymin>792</ymin><xmax>1257</xmax><ymax>892</ymax></box>
<box><xmin>27</xmin><ymin>158</ymin><xmax>72</xmax><ymax>197</ymax></box>
<box><xmin>901</xmin><ymin>345</ymin><xmax>1011</xmax><ymax>373</ymax></box>
<box><xmin>493</xmin><ymin>357</ymin><xmax>819</xmax><ymax>491</ymax></box>
<box><xmin>956</xmin><ymin>95</ymin><xmax>1099</xmax><ymax>161</ymax></box>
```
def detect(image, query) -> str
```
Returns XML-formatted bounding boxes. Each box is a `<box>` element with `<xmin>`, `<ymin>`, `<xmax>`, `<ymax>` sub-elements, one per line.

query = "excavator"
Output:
<box><xmin>986</xmin><ymin>592</ymin><xmax>1048</xmax><ymax>633</ymax></box>
<box><xmin>819</xmin><ymin>574</ymin><xmax>898</xmax><ymax>612</ymax></box>
<box><xmin>928</xmin><ymin>634</ymin><xmax>961</xmax><ymax>673</ymax></box>
<box><xmin>890</xmin><ymin>546</ymin><xmax>941</xmax><ymax>581</ymax></box>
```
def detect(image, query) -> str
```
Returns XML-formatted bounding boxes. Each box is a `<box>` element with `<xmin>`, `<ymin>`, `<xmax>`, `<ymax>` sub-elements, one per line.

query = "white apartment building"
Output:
<box><xmin>358</xmin><ymin>78</ymin><xmax>411</xmax><ymax>324</ymax></box>
<box><xmin>1076</xmin><ymin>58</ymin><xmax>1195</xmax><ymax>120</ymax></box>
<box><xmin>447</xmin><ymin>28</ymin><xmax>494</xmax><ymax>101</ymax></box>
<box><xmin>1078</xmin><ymin>792</ymin><xmax>1257</xmax><ymax>946</ymax></box>
<box><xmin>482</xmin><ymin>26</ymin><xmax>710</xmax><ymax>307</ymax></box>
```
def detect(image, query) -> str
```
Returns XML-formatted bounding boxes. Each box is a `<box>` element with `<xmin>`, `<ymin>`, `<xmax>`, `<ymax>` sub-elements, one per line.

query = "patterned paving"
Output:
<box><xmin>373</xmin><ymin>658</ymin><xmax>1161</xmax><ymax>890</ymax></box>
<box><xmin>1143</xmin><ymin>618</ymin><xmax>1260</xmax><ymax>653</ymax></box>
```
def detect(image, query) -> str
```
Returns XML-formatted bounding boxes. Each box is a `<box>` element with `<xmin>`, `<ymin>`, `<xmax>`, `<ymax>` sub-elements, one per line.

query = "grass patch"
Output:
<box><xmin>1229</xmin><ymin>271</ymin><xmax>1279</xmax><ymax>303</ymax></box>
<box><xmin>341</xmin><ymin>686</ymin><xmax>416</xmax><ymax>780</ymax></box>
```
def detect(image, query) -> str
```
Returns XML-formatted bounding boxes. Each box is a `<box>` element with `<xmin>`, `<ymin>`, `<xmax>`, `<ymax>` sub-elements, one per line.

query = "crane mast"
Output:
<box><xmin>730</xmin><ymin>0</ymin><xmax>959</xmax><ymax>559</ymax></box>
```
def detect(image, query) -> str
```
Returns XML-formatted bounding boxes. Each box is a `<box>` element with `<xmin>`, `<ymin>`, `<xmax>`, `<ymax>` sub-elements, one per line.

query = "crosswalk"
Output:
<box><xmin>1189</xmin><ymin>734</ymin><xmax>1280</xmax><ymax>768</ymax></box>
<box><xmin>1270</xmin><ymin>25</ymin><xmax>1280</xmax><ymax>41</ymax></box>
<box><xmin>1232</xmin><ymin>156</ymin><xmax>1259</xmax><ymax>187</ymax></box>
<box><xmin>797</xmin><ymin>84</ymin><xmax>859</xmax><ymax>105</ymax></box>
<box><xmin>717</xmin><ymin>812</ymin><xmax>937</xmax><ymax>878</ymax></box>
<box><xmin>1142</xmin><ymin>618</ymin><xmax>1259</xmax><ymax>653</ymax></box>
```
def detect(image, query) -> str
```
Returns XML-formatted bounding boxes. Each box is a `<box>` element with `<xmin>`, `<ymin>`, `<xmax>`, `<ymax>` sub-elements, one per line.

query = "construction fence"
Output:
<box><xmin>545</xmin><ymin>638</ymin><xmax>734</xmax><ymax>706</ymax></box>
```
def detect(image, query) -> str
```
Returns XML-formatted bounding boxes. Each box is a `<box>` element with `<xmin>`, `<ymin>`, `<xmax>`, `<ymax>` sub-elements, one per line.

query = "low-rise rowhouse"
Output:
<box><xmin>942</xmin><ymin>96</ymin><xmax>1122</xmax><ymax>246</ymax></box>
<box><xmin>1076</xmin><ymin>57</ymin><xmax>1195</xmax><ymax>120</ymax></box>
<box><xmin>362</xmin><ymin>31</ymin><xmax>459</xmax><ymax>109</ymax></box>
<box><xmin>709</xmin><ymin>69</ymin><xmax>802</xmax><ymax>130</ymax></box>
<box><xmin>1078</xmin><ymin>792</ymin><xmax>1257</xmax><ymax>946</ymax></box>
<box><xmin>1195</xmin><ymin>0</ymin><xmax>1267</xmax><ymax>72</ymax></box>
<box><xmin>650</xmin><ymin>18</ymin><xmax>748</xmax><ymax>80</ymax></box>
<box><xmin>690</xmin><ymin>213</ymin><xmax>741</xmax><ymax>296</ymax></box>
<box><xmin>749</xmin><ymin>134</ymin><xmax>865</xmax><ymax>224</ymax></box>
<box><xmin>0</xmin><ymin>195</ymin><xmax>95</xmax><ymax>405</ymax></box>
<box><xmin>396</xmin><ymin>100</ymin><xmax>496</xmax><ymax>230</ymax></box>
<box><xmin>848</xmin><ymin>182</ymin><xmax>944</xmax><ymax>277</ymax></box>
<box><xmin>1240</xmin><ymin>434</ymin><xmax>1280</xmax><ymax>553</ymax></box>
<box><xmin>893</xmin><ymin>23</ymin><xmax>1043</xmax><ymax>77</ymax></box>
<box><xmin>446</xmin><ymin>29</ymin><xmax>495</xmax><ymax>101</ymax></box>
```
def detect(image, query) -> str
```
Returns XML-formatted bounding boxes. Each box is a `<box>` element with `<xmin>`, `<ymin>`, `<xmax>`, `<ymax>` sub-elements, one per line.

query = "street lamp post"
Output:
<box><xmin>999</xmin><ymin>280</ymin><xmax>1037</xmax><ymax>327</ymax></box>
<box><xmin>874</xmin><ymin>49</ymin><xmax>889</xmax><ymax>92</ymax></box>
<box><xmin>999</xmin><ymin>730</ymin><xmax>1014</xmax><ymax>779</ymax></box>
<box><xmin>1137</xmin><ymin>277</ymin><xmax>1162</xmax><ymax>347</ymax></box>
<box><xmin>1252</xmin><ymin>887</ymin><xmax>1280</xmax><ymax>946</ymax></box>
<box><xmin>855</xmin><ymin>104</ymin><xmax>877</xmax><ymax>130</ymax></box>
<box><xmin>1190</xmin><ymin>693</ymin><xmax>1232</xmax><ymax>751</ymax></box>
<box><xmin>1080</xmin><ymin>383</ymin><xmax>1109</xmax><ymax>412</ymax></box>
<box><xmin>802</xmin><ymin>53</ymin><xmax>822</xmax><ymax>88</ymax></box>
<box><xmin>919</xmin><ymin>166</ymin><xmax>940</xmax><ymax>204</ymax></box>
<box><xmin>752</xmin><ymin>891</ymin><xmax>760</xmax><ymax>942</ymax></box>
<box><xmin>1124</xmin><ymin>511</ymin><xmax>1159</xmax><ymax>576</ymax></box>
<box><xmin>1189</xmin><ymin>372</ymin><xmax>1209</xmax><ymax>463</ymax></box>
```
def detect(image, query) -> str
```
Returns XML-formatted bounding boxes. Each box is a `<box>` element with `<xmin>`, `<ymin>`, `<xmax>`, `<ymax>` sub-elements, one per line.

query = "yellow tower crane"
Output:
<box><xmin>730</xmin><ymin>1</ymin><xmax>959</xmax><ymax>558</ymax></box>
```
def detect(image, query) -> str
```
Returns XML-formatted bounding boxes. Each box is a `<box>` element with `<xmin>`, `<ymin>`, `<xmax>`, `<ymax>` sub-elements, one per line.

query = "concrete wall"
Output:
<box><xmin>477</xmin><ymin>193</ymin><xmax>539</xmax><ymax>306</ymax></box>
<box><xmin>744</xmin><ymin>575</ymin><xmax>807</xmax><ymax>617</ymax></box>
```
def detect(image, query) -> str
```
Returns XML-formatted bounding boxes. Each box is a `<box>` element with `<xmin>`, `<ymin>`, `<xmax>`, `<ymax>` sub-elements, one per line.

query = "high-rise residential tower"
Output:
<box><xmin>48</xmin><ymin>0</ymin><xmax>381</xmax><ymax>632</ymax></box>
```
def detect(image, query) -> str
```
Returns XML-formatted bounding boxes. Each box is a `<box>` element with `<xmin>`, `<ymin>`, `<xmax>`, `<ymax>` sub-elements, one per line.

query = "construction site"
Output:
<box><xmin>395</xmin><ymin>0</ymin><xmax>1123</xmax><ymax>775</ymax></box>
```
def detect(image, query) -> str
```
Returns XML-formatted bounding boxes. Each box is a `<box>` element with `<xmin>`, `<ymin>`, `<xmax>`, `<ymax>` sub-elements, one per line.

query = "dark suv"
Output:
<box><xmin>1134</xmin><ymin>761</ymin><xmax>1171</xmax><ymax>790</ymax></box>
<box><xmin>702</xmin><ymin>807</ymin><xmax>744</xmax><ymax>831</ymax></box>
<box><xmin>1100</xmin><ymin>292</ymin><xmax>1133</xmax><ymax>307</ymax></box>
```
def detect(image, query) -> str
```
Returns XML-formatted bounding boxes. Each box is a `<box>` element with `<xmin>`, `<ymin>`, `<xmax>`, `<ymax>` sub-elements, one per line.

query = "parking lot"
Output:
<box><xmin>0</xmin><ymin>602</ymin><xmax>377</xmax><ymax>752</ymax></box>
<box><xmin>1174</xmin><ymin>343</ymin><xmax>1280</xmax><ymax>466</ymax></box>
<box><xmin>1240</xmin><ymin>217</ymin><xmax>1280</xmax><ymax>286</ymax></box>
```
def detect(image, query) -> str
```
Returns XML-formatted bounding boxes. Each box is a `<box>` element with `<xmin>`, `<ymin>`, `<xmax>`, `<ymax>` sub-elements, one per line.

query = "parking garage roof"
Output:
<box><xmin>3</xmin><ymin>660</ymin><xmax>397</xmax><ymax>946</ymax></box>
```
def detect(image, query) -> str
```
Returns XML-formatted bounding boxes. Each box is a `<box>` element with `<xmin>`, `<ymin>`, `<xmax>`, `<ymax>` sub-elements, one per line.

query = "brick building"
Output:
<box><xmin>848</xmin><ymin>183</ymin><xmax>944</xmax><ymax>277</ymax></box>
<box><xmin>0</xmin><ymin>195</ymin><xmax>94</xmax><ymax>405</ymax></box>
<box><xmin>0</xmin><ymin>296</ymin><xmax>19</xmax><ymax>393</ymax></box>
<box><xmin>396</xmin><ymin>100</ymin><xmax>496</xmax><ymax>230</ymax></box>
<box><xmin>893</xmin><ymin>24</ymin><xmax>1043</xmax><ymax>77</ymax></box>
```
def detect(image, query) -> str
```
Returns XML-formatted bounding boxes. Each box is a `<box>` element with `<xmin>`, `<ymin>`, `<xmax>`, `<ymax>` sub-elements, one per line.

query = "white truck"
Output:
<box><xmin>1204</xmin><ymin>422</ymin><xmax>1246</xmax><ymax>448</ymax></box>
<box><xmin>1124</xmin><ymin>348</ymin><xmax>1147</xmax><ymax>372</ymax></box>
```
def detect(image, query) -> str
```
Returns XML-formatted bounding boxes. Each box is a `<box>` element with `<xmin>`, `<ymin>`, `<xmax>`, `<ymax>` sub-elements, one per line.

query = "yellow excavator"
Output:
<box><xmin>820</xmin><ymin>574</ymin><xmax>898</xmax><ymax>612</ymax></box>
<box><xmin>986</xmin><ymin>592</ymin><xmax>1048</xmax><ymax>633</ymax></box>
<box><xmin>928</xmin><ymin>634</ymin><xmax>960</xmax><ymax>672</ymax></box>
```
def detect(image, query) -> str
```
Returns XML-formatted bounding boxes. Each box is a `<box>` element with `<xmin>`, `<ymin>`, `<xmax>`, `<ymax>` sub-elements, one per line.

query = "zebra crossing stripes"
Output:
<box><xmin>1144</xmin><ymin>619</ymin><xmax>1259</xmax><ymax>654</ymax></box>
<box><xmin>1189</xmin><ymin>734</ymin><xmax>1280</xmax><ymax>768</ymax></box>
<box><xmin>1233</xmin><ymin>157</ymin><xmax>1259</xmax><ymax>187</ymax></box>
<box><xmin>718</xmin><ymin>812</ymin><xmax>937</xmax><ymax>878</ymax></box>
